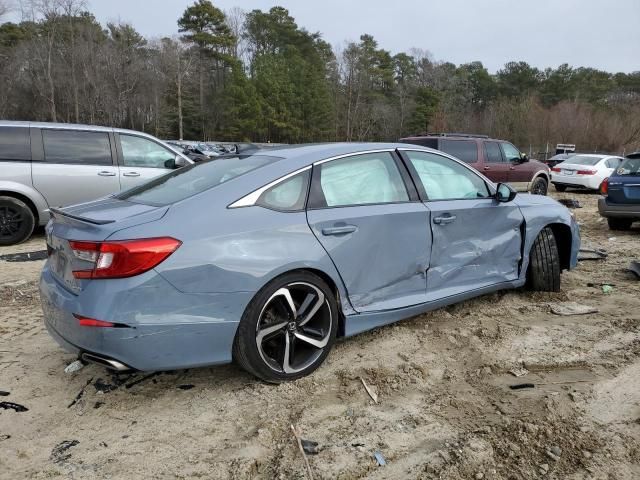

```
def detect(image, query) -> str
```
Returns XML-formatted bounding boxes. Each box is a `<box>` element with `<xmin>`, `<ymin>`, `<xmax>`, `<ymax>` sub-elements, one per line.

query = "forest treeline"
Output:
<box><xmin>0</xmin><ymin>0</ymin><xmax>639</xmax><ymax>153</ymax></box>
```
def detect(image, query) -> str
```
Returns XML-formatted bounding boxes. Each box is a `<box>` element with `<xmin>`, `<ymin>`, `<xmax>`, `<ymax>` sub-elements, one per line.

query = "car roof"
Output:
<box><xmin>0</xmin><ymin>120</ymin><xmax>163</xmax><ymax>141</ymax></box>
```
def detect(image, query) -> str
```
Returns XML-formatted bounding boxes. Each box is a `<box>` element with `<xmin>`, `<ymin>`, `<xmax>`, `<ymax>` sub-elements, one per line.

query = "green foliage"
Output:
<box><xmin>408</xmin><ymin>87</ymin><xmax>440</xmax><ymax>134</ymax></box>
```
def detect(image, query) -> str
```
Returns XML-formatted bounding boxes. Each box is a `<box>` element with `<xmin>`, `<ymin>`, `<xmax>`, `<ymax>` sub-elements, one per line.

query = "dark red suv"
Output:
<box><xmin>399</xmin><ymin>133</ymin><xmax>551</xmax><ymax>195</ymax></box>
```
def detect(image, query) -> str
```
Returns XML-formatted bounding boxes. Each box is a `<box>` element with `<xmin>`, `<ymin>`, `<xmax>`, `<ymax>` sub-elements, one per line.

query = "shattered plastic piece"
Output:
<box><xmin>301</xmin><ymin>439</ymin><xmax>320</xmax><ymax>455</ymax></box>
<box><xmin>0</xmin><ymin>401</ymin><xmax>28</xmax><ymax>412</ymax></box>
<box><xmin>177</xmin><ymin>384</ymin><xmax>195</xmax><ymax>390</ymax></box>
<box><xmin>558</xmin><ymin>199</ymin><xmax>582</xmax><ymax>209</ymax></box>
<box><xmin>509</xmin><ymin>366</ymin><xmax>529</xmax><ymax>377</ymax></box>
<box><xmin>577</xmin><ymin>248</ymin><xmax>608</xmax><ymax>261</ymax></box>
<box><xmin>549</xmin><ymin>302</ymin><xmax>598</xmax><ymax>316</ymax></box>
<box><xmin>0</xmin><ymin>250</ymin><xmax>48</xmax><ymax>262</ymax></box>
<box><xmin>0</xmin><ymin>391</ymin><xmax>9</xmax><ymax>396</ymax></box>
<box><xmin>374</xmin><ymin>451</ymin><xmax>387</xmax><ymax>466</ymax></box>
<box><xmin>360</xmin><ymin>377</ymin><xmax>378</xmax><ymax>404</ymax></box>
<box><xmin>627</xmin><ymin>261</ymin><xmax>640</xmax><ymax>280</ymax></box>
<box><xmin>64</xmin><ymin>360</ymin><xmax>85</xmax><ymax>374</ymax></box>
<box><xmin>602</xmin><ymin>284</ymin><xmax>614</xmax><ymax>294</ymax></box>
<box><xmin>50</xmin><ymin>440</ymin><xmax>79</xmax><ymax>463</ymax></box>
<box><xmin>509</xmin><ymin>383</ymin><xmax>535</xmax><ymax>390</ymax></box>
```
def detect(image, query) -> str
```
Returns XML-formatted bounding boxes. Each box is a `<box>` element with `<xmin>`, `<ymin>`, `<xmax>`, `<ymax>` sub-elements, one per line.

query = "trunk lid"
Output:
<box><xmin>46</xmin><ymin>197</ymin><xmax>169</xmax><ymax>293</ymax></box>
<box><xmin>607</xmin><ymin>175</ymin><xmax>640</xmax><ymax>204</ymax></box>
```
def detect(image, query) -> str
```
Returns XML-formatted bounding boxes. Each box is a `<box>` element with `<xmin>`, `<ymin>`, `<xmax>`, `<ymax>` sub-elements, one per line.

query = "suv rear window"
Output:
<box><xmin>439</xmin><ymin>139</ymin><xmax>478</xmax><ymax>163</ymax></box>
<box><xmin>0</xmin><ymin>127</ymin><xmax>30</xmax><ymax>161</ymax></box>
<box><xmin>42</xmin><ymin>129</ymin><xmax>112</xmax><ymax>165</ymax></box>
<box><xmin>566</xmin><ymin>155</ymin><xmax>604</xmax><ymax>166</ymax></box>
<box><xmin>118</xmin><ymin>155</ymin><xmax>279</xmax><ymax>206</ymax></box>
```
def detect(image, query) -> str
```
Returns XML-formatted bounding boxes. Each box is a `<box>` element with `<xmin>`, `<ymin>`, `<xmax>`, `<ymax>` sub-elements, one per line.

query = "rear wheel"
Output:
<box><xmin>527</xmin><ymin>227</ymin><xmax>561</xmax><ymax>292</ymax></box>
<box><xmin>530</xmin><ymin>177</ymin><xmax>548</xmax><ymax>195</ymax></box>
<box><xmin>607</xmin><ymin>217</ymin><xmax>633</xmax><ymax>231</ymax></box>
<box><xmin>233</xmin><ymin>271</ymin><xmax>338</xmax><ymax>383</ymax></box>
<box><xmin>554</xmin><ymin>184</ymin><xmax>567</xmax><ymax>192</ymax></box>
<box><xmin>0</xmin><ymin>196</ymin><xmax>35</xmax><ymax>246</ymax></box>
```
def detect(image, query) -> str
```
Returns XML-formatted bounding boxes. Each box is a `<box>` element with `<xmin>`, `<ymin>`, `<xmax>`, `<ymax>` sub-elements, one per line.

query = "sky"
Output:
<box><xmin>25</xmin><ymin>0</ymin><xmax>640</xmax><ymax>73</ymax></box>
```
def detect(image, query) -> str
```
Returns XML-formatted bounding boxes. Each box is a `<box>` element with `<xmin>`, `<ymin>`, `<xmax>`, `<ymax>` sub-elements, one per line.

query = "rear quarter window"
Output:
<box><xmin>438</xmin><ymin>139</ymin><xmax>478</xmax><ymax>163</ymax></box>
<box><xmin>0</xmin><ymin>127</ymin><xmax>31</xmax><ymax>161</ymax></box>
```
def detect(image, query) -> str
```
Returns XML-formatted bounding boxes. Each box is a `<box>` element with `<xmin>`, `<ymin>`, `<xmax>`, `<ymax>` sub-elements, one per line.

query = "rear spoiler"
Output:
<box><xmin>49</xmin><ymin>207</ymin><xmax>115</xmax><ymax>225</ymax></box>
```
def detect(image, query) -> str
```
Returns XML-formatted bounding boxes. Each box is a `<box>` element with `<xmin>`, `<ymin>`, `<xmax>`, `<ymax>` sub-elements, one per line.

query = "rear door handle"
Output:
<box><xmin>321</xmin><ymin>225</ymin><xmax>357</xmax><ymax>236</ymax></box>
<box><xmin>433</xmin><ymin>215</ymin><xmax>457</xmax><ymax>225</ymax></box>
<box><xmin>123</xmin><ymin>172</ymin><xmax>140</xmax><ymax>177</ymax></box>
<box><xmin>98</xmin><ymin>171</ymin><xmax>116</xmax><ymax>177</ymax></box>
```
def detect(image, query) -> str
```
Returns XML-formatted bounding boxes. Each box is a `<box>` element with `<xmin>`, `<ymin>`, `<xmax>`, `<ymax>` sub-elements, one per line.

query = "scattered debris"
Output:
<box><xmin>627</xmin><ymin>261</ymin><xmax>640</xmax><ymax>280</ymax></box>
<box><xmin>50</xmin><ymin>440</ymin><xmax>79</xmax><ymax>464</ymax></box>
<box><xmin>549</xmin><ymin>445</ymin><xmax>562</xmax><ymax>456</ymax></box>
<box><xmin>177</xmin><ymin>384</ymin><xmax>195</xmax><ymax>390</ymax></box>
<box><xmin>558</xmin><ymin>198</ymin><xmax>582</xmax><ymax>209</ymax></box>
<box><xmin>578</xmin><ymin>248</ymin><xmax>608</xmax><ymax>261</ymax></box>
<box><xmin>125</xmin><ymin>372</ymin><xmax>160</xmax><ymax>389</ymax></box>
<box><xmin>0</xmin><ymin>250</ymin><xmax>48</xmax><ymax>262</ymax></box>
<box><xmin>602</xmin><ymin>284</ymin><xmax>614</xmax><ymax>294</ymax></box>
<box><xmin>290</xmin><ymin>425</ymin><xmax>314</xmax><ymax>480</ymax></box>
<box><xmin>509</xmin><ymin>366</ymin><xmax>529</xmax><ymax>377</ymax></box>
<box><xmin>0</xmin><ymin>434</ymin><xmax>10</xmax><ymax>442</ymax></box>
<box><xmin>64</xmin><ymin>360</ymin><xmax>85</xmax><ymax>374</ymax></box>
<box><xmin>0</xmin><ymin>391</ymin><xmax>9</xmax><ymax>396</ymax></box>
<box><xmin>546</xmin><ymin>449</ymin><xmax>561</xmax><ymax>462</ymax></box>
<box><xmin>359</xmin><ymin>377</ymin><xmax>378</xmax><ymax>404</ymax></box>
<box><xmin>93</xmin><ymin>401</ymin><xmax>104</xmax><ymax>409</ymax></box>
<box><xmin>67</xmin><ymin>377</ymin><xmax>94</xmax><ymax>408</ymax></box>
<box><xmin>509</xmin><ymin>383</ymin><xmax>535</xmax><ymax>390</ymax></box>
<box><xmin>549</xmin><ymin>302</ymin><xmax>598</xmax><ymax>316</ymax></box>
<box><xmin>301</xmin><ymin>439</ymin><xmax>320</xmax><ymax>455</ymax></box>
<box><xmin>587</xmin><ymin>282</ymin><xmax>615</xmax><ymax>288</ymax></box>
<box><xmin>374</xmin><ymin>451</ymin><xmax>387</xmax><ymax>466</ymax></box>
<box><xmin>0</xmin><ymin>401</ymin><xmax>28</xmax><ymax>412</ymax></box>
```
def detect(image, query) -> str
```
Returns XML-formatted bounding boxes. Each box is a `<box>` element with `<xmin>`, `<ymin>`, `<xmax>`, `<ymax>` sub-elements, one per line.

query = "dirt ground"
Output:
<box><xmin>1</xmin><ymin>191</ymin><xmax>639</xmax><ymax>480</ymax></box>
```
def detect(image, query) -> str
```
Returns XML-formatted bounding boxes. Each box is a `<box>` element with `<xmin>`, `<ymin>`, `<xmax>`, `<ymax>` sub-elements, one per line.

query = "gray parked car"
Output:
<box><xmin>0</xmin><ymin>121</ymin><xmax>191</xmax><ymax>245</ymax></box>
<box><xmin>40</xmin><ymin>143</ymin><xmax>580</xmax><ymax>382</ymax></box>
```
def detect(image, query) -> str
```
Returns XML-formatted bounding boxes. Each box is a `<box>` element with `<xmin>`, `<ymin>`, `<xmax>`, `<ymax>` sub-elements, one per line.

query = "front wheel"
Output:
<box><xmin>530</xmin><ymin>177</ymin><xmax>548</xmax><ymax>195</ymax></box>
<box><xmin>233</xmin><ymin>271</ymin><xmax>338</xmax><ymax>383</ymax></box>
<box><xmin>527</xmin><ymin>227</ymin><xmax>561</xmax><ymax>292</ymax></box>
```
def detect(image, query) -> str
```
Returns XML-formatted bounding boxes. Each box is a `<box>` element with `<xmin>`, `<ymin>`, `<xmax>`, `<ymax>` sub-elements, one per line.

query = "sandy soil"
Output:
<box><xmin>1</xmin><ymin>192</ymin><xmax>639</xmax><ymax>480</ymax></box>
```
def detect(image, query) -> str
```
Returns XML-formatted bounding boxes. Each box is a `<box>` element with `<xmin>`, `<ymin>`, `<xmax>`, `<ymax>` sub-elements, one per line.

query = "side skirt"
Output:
<box><xmin>343</xmin><ymin>280</ymin><xmax>523</xmax><ymax>337</ymax></box>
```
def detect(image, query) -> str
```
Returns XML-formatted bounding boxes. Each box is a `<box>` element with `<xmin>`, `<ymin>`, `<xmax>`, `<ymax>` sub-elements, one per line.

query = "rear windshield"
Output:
<box><xmin>617</xmin><ymin>158</ymin><xmax>640</xmax><ymax>176</ymax></box>
<box><xmin>117</xmin><ymin>155</ymin><xmax>279</xmax><ymax>206</ymax></box>
<box><xmin>565</xmin><ymin>155</ymin><xmax>604</xmax><ymax>166</ymax></box>
<box><xmin>439</xmin><ymin>139</ymin><xmax>478</xmax><ymax>163</ymax></box>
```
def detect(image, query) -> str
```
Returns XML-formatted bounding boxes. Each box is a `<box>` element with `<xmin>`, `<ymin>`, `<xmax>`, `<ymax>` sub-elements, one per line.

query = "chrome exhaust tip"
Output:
<box><xmin>81</xmin><ymin>353</ymin><xmax>131</xmax><ymax>372</ymax></box>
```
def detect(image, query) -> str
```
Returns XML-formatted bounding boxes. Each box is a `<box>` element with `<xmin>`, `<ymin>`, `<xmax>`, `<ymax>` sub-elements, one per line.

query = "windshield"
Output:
<box><xmin>617</xmin><ymin>158</ymin><xmax>640</xmax><ymax>176</ymax></box>
<box><xmin>117</xmin><ymin>155</ymin><xmax>280</xmax><ymax>206</ymax></box>
<box><xmin>564</xmin><ymin>155</ymin><xmax>604</xmax><ymax>166</ymax></box>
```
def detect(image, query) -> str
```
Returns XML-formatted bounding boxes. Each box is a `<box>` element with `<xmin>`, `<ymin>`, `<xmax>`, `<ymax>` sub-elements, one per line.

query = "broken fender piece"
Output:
<box><xmin>549</xmin><ymin>302</ymin><xmax>598</xmax><ymax>316</ymax></box>
<box><xmin>0</xmin><ymin>401</ymin><xmax>28</xmax><ymax>412</ymax></box>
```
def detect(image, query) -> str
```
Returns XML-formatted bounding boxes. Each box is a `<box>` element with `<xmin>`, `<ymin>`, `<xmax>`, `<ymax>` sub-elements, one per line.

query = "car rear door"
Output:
<box><xmin>116</xmin><ymin>133</ymin><xmax>180</xmax><ymax>191</ymax></box>
<box><xmin>306</xmin><ymin>151</ymin><xmax>431</xmax><ymax>313</ymax></box>
<box><xmin>32</xmin><ymin>128</ymin><xmax>120</xmax><ymax>208</ymax></box>
<box><xmin>400</xmin><ymin>149</ymin><xmax>524</xmax><ymax>300</ymax></box>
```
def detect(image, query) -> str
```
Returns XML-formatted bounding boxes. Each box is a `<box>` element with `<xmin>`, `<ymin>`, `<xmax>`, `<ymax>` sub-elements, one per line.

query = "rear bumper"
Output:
<box><xmin>551</xmin><ymin>174</ymin><xmax>600</xmax><ymax>189</ymax></box>
<box><xmin>39</xmin><ymin>265</ymin><xmax>253</xmax><ymax>371</ymax></box>
<box><xmin>598</xmin><ymin>197</ymin><xmax>640</xmax><ymax>218</ymax></box>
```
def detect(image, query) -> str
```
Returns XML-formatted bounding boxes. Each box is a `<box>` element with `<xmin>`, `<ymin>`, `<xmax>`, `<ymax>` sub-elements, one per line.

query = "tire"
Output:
<box><xmin>233</xmin><ymin>271</ymin><xmax>338</xmax><ymax>383</ymax></box>
<box><xmin>0</xmin><ymin>196</ymin><xmax>35</xmax><ymax>246</ymax></box>
<box><xmin>607</xmin><ymin>217</ymin><xmax>633</xmax><ymax>231</ymax></box>
<box><xmin>527</xmin><ymin>227</ymin><xmax>561</xmax><ymax>292</ymax></box>
<box><xmin>530</xmin><ymin>177</ymin><xmax>548</xmax><ymax>195</ymax></box>
<box><xmin>554</xmin><ymin>184</ymin><xmax>567</xmax><ymax>192</ymax></box>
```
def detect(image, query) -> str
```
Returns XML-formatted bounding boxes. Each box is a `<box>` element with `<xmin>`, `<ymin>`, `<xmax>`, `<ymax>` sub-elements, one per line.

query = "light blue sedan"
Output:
<box><xmin>40</xmin><ymin>143</ymin><xmax>580</xmax><ymax>382</ymax></box>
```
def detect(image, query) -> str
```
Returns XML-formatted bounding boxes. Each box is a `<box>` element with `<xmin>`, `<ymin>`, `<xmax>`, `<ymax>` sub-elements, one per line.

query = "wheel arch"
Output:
<box><xmin>533</xmin><ymin>170</ymin><xmax>550</xmax><ymax>184</ymax></box>
<box><xmin>547</xmin><ymin>222</ymin><xmax>573</xmax><ymax>271</ymax></box>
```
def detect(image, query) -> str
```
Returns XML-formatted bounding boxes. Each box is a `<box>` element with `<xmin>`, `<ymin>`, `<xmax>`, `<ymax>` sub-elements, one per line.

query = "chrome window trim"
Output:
<box><xmin>228</xmin><ymin>165</ymin><xmax>312</xmax><ymax>208</ymax></box>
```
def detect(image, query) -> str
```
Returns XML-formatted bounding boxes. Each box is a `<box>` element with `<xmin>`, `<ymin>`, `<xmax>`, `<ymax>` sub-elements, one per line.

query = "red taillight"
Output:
<box><xmin>600</xmin><ymin>177</ymin><xmax>609</xmax><ymax>195</ymax></box>
<box><xmin>70</xmin><ymin>237</ymin><xmax>181</xmax><ymax>279</ymax></box>
<box><xmin>551</xmin><ymin>167</ymin><xmax>561</xmax><ymax>172</ymax></box>
<box><xmin>577</xmin><ymin>169</ymin><xmax>596</xmax><ymax>175</ymax></box>
<box><xmin>74</xmin><ymin>314</ymin><xmax>115</xmax><ymax>328</ymax></box>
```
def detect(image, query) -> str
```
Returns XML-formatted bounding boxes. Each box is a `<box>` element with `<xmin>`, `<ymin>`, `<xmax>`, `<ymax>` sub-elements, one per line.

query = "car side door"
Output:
<box><xmin>399</xmin><ymin>149</ymin><xmax>524</xmax><ymax>300</ymax></box>
<box><xmin>32</xmin><ymin>128</ymin><xmax>120</xmax><ymax>208</ymax></box>
<box><xmin>116</xmin><ymin>134</ymin><xmax>181</xmax><ymax>191</ymax></box>
<box><xmin>483</xmin><ymin>141</ymin><xmax>510</xmax><ymax>182</ymax></box>
<box><xmin>306</xmin><ymin>151</ymin><xmax>432</xmax><ymax>313</ymax></box>
<box><xmin>502</xmin><ymin>142</ymin><xmax>530</xmax><ymax>190</ymax></box>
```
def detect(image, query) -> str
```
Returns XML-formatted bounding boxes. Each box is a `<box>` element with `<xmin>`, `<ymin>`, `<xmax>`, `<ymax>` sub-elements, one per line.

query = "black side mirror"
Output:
<box><xmin>495</xmin><ymin>183</ymin><xmax>517</xmax><ymax>203</ymax></box>
<box><xmin>519</xmin><ymin>153</ymin><xmax>529</xmax><ymax>163</ymax></box>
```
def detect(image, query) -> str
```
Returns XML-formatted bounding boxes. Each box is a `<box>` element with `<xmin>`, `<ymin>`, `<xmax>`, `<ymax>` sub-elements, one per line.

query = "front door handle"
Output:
<box><xmin>322</xmin><ymin>225</ymin><xmax>357</xmax><ymax>236</ymax></box>
<box><xmin>509</xmin><ymin>166</ymin><xmax>516</xmax><ymax>170</ymax></box>
<box><xmin>123</xmin><ymin>172</ymin><xmax>140</xmax><ymax>177</ymax></box>
<box><xmin>483</xmin><ymin>166</ymin><xmax>491</xmax><ymax>171</ymax></box>
<box><xmin>433</xmin><ymin>215</ymin><xmax>457</xmax><ymax>225</ymax></box>
<box><xmin>98</xmin><ymin>171</ymin><xmax>116</xmax><ymax>177</ymax></box>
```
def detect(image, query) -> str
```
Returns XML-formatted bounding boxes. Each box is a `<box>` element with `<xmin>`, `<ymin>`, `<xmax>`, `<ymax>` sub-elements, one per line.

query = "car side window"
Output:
<box><xmin>0</xmin><ymin>127</ymin><xmax>31</xmax><ymax>161</ymax></box>
<box><xmin>605</xmin><ymin>158</ymin><xmax>621</xmax><ymax>168</ymax></box>
<box><xmin>42</xmin><ymin>129</ymin><xmax>112</xmax><ymax>166</ymax></box>
<box><xmin>501</xmin><ymin>142</ymin><xmax>521</xmax><ymax>162</ymax></box>
<box><xmin>311</xmin><ymin>152</ymin><xmax>409</xmax><ymax>208</ymax></box>
<box><xmin>120</xmin><ymin>135</ymin><xmax>176</xmax><ymax>169</ymax></box>
<box><xmin>257</xmin><ymin>170</ymin><xmax>310</xmax><ymax>212</ymax></box>
<box><xmin>484</xmin><ymin>141</ymin><xmax>504</xmax><ymax>163</ymax></box>
<box><xmin>405</xmin><ymin>151</ymin><xmax>491</xmax><ymax>200</ymax></box>
<box><xmin>439</xmin><ymin>139</ymin><xmax>478</xmax><ymax>163</ymax></box>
